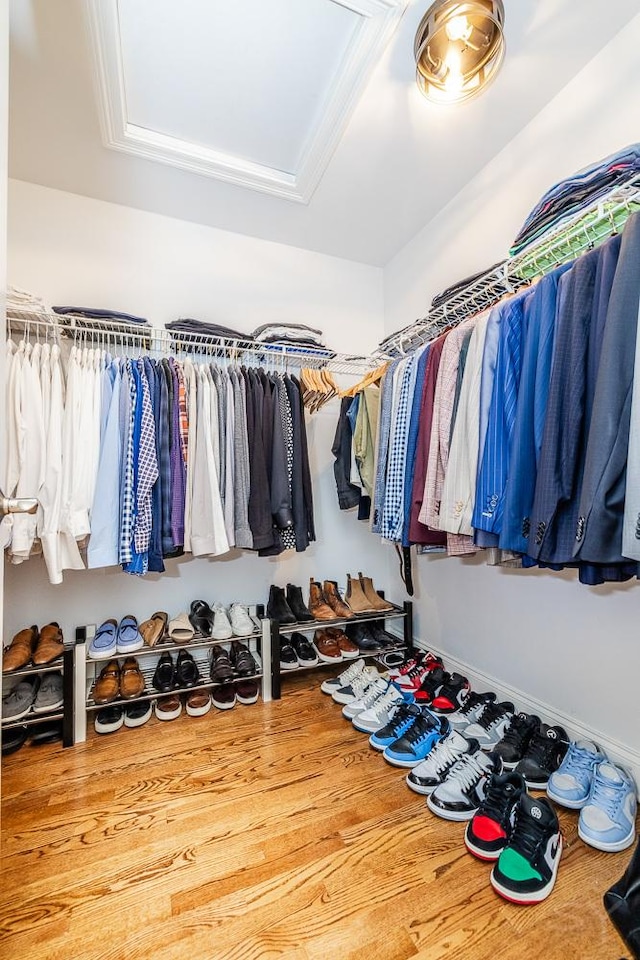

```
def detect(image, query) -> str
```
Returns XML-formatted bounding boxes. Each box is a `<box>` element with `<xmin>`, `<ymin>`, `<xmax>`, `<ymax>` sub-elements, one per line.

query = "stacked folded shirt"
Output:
<box><xmin>251</xmin><ymin>322</ymin><xmax>326</xmax><ymax>348</ymax></box>
<box><xmin>52</xmin><ymin>306</ymin><xmax>150</xmax><ymax>326</ymax></box>
<box><xmin>7</xmin><ymin>285</ymin><xmax>50</xmax><ymax>316</ymax></box>
<box><xmin>431</xmin><ymin>261</ymin><xmax>507</xmax><ymax>309</ymax></box>
<box><xmin>511</xmin><ymin>143</ymin><xmax>640</xmax><ymax>255</ymax></box>
<box><xmin>166</xmin><ymin>318</ymin><xmax>248</xmax><ymax>341</ymax></box>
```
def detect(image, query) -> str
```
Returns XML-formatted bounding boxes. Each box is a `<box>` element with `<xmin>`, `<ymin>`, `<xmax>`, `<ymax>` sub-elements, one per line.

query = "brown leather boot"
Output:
<box><xmin>344</xmin><ymin>574</ymin><xmax>376</xmax><ymax>614</ymax></box>
<box><xmin>359</xmin><ymin>573</ymin><xmax>395</xmax><ymax>611</ymax></box>
<box><xmin>3</xmin><ymin>625</ymin><xmax>38</xmax><ymax>673</ymax></box>
<box><xmin>308</xmin><ymin>579</ymin><xmax>338</xmax><ymax>621</ymax></box>
<box><xmin>323</xmin><ymin>580</ymin><xmax>354</xmax><ymax>619</ymax></box>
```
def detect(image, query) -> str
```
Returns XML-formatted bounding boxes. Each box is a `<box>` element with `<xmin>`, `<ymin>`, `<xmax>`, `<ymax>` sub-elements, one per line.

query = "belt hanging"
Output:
<box><xmin>395</xmin><ymin>543</ymin><xmax>414</xmax><ymax>597</ymax></box>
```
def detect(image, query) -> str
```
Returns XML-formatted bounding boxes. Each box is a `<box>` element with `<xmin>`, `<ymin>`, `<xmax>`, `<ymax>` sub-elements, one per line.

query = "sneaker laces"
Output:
<box><xmin>397</xmin><ymin>658</ymin><xmax>418</xmax><ymax>677</ymax></box>
<box><xmin>477</xmin><ymin>701</ymin><xmax>510</xmax><ymax>731</ymax></box>
<box><xmin>357</xmin><ymin>680</ymin><xmax>387</xmax><ymax>710</ymax></box>
<box><xmin>369</xmin><ymin>687</ymin><xmax>403</xmax><ymax>717</ymax></box>
<box><xmin>560</xmin><ymin>742</ymin><xmax>600</xmax><ymax>779</ymax></box>
<box><xmin>508</xmin><ymin>809</ymin><xmax>550</xmax><ymax>862</ymax></box>
<box><xmin>447</xmin><ymin>752</ymin><xmax>490</xmax><ymax>792</ymax></box>
<box><xmin>336</xmin><ymin>660</ymin><xmax>363</xmax><ymax>685</ymax></box>
<box><xmin>589</xmin><ymin>771</ymin><xmax>627</xmax><ymax>819</ymax></box>
<box><xmin>384</xmin><ymin>703</ymin><xmax>420</xmax><ymax>737</ymax></box>
<box><xmin>424</xmin><ymin>736</ymin><xmax>467</xmax><ymax>774</ymax></box>
<box><xmin>499</xmin><ymin>716</ymin><xmax>535</xmax><ymax>752</ymax></box>
<box><xmin>457</xmin><ymin>692</ymin><xmax>486</xmax><ymax>717</ymax></box>
<box><xmin>349</xmin><ymin>673</ymin><xmax>373</xmax><ymax>699</ymax></box>
<box><xmin>526</xmin><ymin>731</ymin><xmax>563</xmax><ymax>768</ymax></box>
<box><xmin>476</xmin><ymin>778</ymin><xmax>519</xmax><ymax>825</ymax></box>
<box><xmin>403</xmin><ymin>712</ymin><xmax>439</xmax><ymax>745</ymax></box>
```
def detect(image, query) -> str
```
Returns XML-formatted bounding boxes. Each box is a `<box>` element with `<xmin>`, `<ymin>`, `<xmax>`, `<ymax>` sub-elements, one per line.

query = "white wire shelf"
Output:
<box><xmin>376</xmin><ymin>174</ymin><xmax>640</xmax><ymax>358</ymax></box>
<box><xmin>5</xmin><ymin>310</ymin><xmax>378</xmax><ymax>376</ymax></box>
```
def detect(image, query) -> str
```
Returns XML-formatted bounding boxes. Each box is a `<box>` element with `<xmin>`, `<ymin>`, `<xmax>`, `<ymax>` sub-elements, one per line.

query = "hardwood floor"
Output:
<box><xmin>1</xmin><ymin>673</ymin><xmax>633</xmax><ymax>960</ymax></box>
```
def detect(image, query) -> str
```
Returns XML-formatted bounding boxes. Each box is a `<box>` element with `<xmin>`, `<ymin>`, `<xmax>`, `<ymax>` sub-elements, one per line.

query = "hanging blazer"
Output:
<box><xmin>573</xmin><ymin>210</ymin><xmax>640</xmax><ymax>564</ymax></box>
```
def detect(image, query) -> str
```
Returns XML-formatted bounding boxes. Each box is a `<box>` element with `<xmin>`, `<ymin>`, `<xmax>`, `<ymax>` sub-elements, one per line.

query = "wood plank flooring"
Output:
<box><xmin>1</xmin><ymin>673</ymin><xmax>634</xmax><ymax>960</ymax></box>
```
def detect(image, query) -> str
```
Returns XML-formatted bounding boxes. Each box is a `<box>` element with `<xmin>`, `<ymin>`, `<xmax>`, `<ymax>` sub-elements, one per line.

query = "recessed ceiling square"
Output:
<box><xmin>86</xmin><ymin>0</ymin><xmax>408</xmax><ymax>202</ymax></box>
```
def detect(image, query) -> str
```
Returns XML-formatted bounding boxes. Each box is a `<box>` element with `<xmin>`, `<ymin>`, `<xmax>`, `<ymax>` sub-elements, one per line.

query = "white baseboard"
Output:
<box><xmin>386</xmin><ymin>625</ymin><xmax>640</xmax><ymax>786</ymax></box>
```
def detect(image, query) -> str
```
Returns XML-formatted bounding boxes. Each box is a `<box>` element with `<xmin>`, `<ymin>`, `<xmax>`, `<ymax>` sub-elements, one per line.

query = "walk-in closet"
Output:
<box><xmin>2</xmin><ymin>2</ymin><xmax>640</xmax><ymax>959</ymax></box>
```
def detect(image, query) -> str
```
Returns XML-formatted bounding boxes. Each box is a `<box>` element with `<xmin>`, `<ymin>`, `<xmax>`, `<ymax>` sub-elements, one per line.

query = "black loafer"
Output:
<box><xmin>210</xmin><ymin>645</ymin><xmax>234</xmax><ymax>682</ymax></box>
<box><xmin>175</xmin><ymin>649</ymin><xmax>200</xmax><ymax>688</ymax></box>
<box><xmin>152</xmin><ymin>652</ymin><xmax>175</xmax><ymax>692</ymax></box>
<box><xmin>291</xmin><ymin>632</ymin><xmax>319</xmax><ymax>667</ymax></box>
<box><xmin>2</xmin><ymin>724</ymin><xmax>29</xmax><ymax>755</ymax></box>
<box><xmin>230</xmin><ymin>641</ymin><xmax>257</xmax><ymax>677</ymax></box>
<box><xmin>95</xmin><ymin>705</ymin><xmax>125</xmax><ymax>735</ymax></box>
<box><xmin>189</xmin><ymin>600</ymin><xmax>215</xmax><ymax>637</ymax></box>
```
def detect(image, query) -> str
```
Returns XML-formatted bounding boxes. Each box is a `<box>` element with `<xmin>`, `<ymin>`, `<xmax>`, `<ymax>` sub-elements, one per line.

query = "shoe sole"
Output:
<box><xmin>405</xmin><ymin>775</ymin><xmax>437</xmax><ymax>795</ymax></box>
<box><xmin>546</xmin><ymin>786</ymin><xmax>588</xmax><ymax>810</ymax></box>
<box><xmin>464</xmin><ymin>830</ymin><xmax>502</xmax><ymax>861</ymax></box>
<box><xmin>231</xmin><ymin>627</ymin><xmax>255</xmax><ymax>637</ymax></box>
<box><xmin>320</xmin><ymin>682</ymin><xmax>341</xmax><ymax>694</ymax></box>
<box><xmin>316</xmin><ymin>652</ymin><xmax>344</xmax><ymax>664</ymax></box>
<box><xmin>296</xmin><ymin>658</ymin><xmax>319</xmax><ymax>667</ymax></box>
<box><xmin>116</xmin><ymin>641</ymin><xmax>144</xmax><ymax>654</ymax></box>
<box><xmin>212</xmin><ymin>699</ymin><xmax>236</xmax><ymax>710</ymax></box>
<box><xmin>124</xmin><ymin>708</ymin><xmax>153</xmax><ymax>727</ymax></box>
<box><xmin>212</xmin><ymin>630</ymin><xmax>233</xmax><ymax>640</ymax></box>
<box><xmin>383</xmin><ymin>752</ymin><xmax>430</xmax><ymax>769</ymax></box>
<box><xmin>426</xmin><ymin>795</ymin><xmax>477</xmax><ymax>821</ymax></box>
<box><xmin>33</xmin><ymin>700</ymin><xmax>64</xmax><ymax>713</ymax></box>
<box><xmin>368</xmin><ymin>736</ymin><xmax>392</xmax><ymax>751</ymax></box>
<box><xmin>578</xmin><ymin>823</ymin><xmax>636</xmax><ymax>852</ymax></box>
<box><xmin>186</xmin><ymin>700</ymin><xmax>212</xmax><ymax>717</ymax></box>
<box><xmin>154</xmin><ymin>704</ymin><xmax>182</xmax><ymax>721</ymax></box>
<box><xmin>237</xmin><ymin>692</ymin><xmax>259</xmax><ymax>705</ymax></box>
<box><xmin>4</xmin><ymin>705</ymin><xmax>35</xmax><ymax>721</ymax></box>
<box><xmin>339</xmin><ymin>650</ymin><xmax>361</xmax><ymax>660</ymax></box>
<box><xmin>280</xmin><ymin>662</ymin><xmax>298</xmax><ymax>671</ymax></box>
<box><xmin>88</xmin><ymin>646</ymin><xmax>117</xmax><ymax>660</ymax></box>
<box><xmin>490</xmin><ymin>840</ymin><xmax>562</xmax><ymax>903</ymax></box>
<box><xmin>95</xmin><ymin>716</ymin><xmax>124</xmax><ymax>734</ymax></box>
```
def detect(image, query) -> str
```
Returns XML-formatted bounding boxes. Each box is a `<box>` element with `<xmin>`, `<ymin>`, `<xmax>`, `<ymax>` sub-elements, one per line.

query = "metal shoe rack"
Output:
<box><xmin>2</xmin><ymin>646</ymin><xmax>76</xmax><ymax>748</ymax></box>
<box><xmin>268</xmin><ymin>600</ymin><xmax>414</xmax><ymax>699</ymax></box>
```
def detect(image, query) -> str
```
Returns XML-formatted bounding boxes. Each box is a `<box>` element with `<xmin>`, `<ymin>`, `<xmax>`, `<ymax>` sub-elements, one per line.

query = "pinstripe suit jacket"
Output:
<box><xmin>574</xmin><ymin>210</ymin><xmax>640</xmax><ymax>563</ymax></box>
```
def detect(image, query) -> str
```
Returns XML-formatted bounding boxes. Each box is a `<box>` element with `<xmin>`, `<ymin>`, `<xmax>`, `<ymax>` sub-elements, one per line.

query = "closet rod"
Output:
<box><xmin>377</xmin><ymin>174</ymin><xmax>640</xmax><ymax>358</ymax></box>
<box><xmin>4</xmin><ymin>311</ymin><xmax>377</xmax><ymax>376</ymax></box>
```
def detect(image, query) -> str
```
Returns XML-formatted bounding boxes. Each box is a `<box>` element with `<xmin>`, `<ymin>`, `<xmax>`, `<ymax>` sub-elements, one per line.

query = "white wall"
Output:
<box><xmin>4</xmin><ymin>181</ymin><xmax>389</xmax><ymax>641</ymax></box>
<box><xmin>383</xmin><ymin>15</ymin><xmax>640</xmax><ymax>777</ymax></box>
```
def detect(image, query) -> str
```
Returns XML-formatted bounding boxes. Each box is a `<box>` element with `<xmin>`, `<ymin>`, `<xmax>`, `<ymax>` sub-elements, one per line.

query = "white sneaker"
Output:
<box><xmin>331</xmin><ymin>666</ymin><xmax>382</xmax><ymax>705</ymax></box>
<box><xmin>229</xmin><ymin>603</ymin><xmax>255</xmax><ymax>637</ymax></box>
<box><xmin>212</xmin><ymin>603</ymin><xmax>233</xmax><ymax>640</ymax></box>
<box><xmin>320</xmin><ymin>658</ymin><xmax>365</xmax><ymax>695</ymax></box>
<box><xmin>342</xmin><ymin>677</ymin><xmax>389</xmax><ymax>719</ymax></box>
<box><xmin>427</xmin><ymin>750</ymin><xmax>502</xmax><ymax>821</ymax></box>
<box><xmin>406</xmin><ymin>730</ymin><xmax>477</xmax><ymax>795</ymax></box>
<box><xmin>352</xmin><ymin>683</ymin><xmax>406</xmax><ymax>733</ymax></box>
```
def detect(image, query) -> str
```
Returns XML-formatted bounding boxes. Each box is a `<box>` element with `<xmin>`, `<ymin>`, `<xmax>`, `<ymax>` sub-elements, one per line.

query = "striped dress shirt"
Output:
<box><xmin>371</xmin><ymin>359</ymin><xmax>402</xmax><ymax>534</ymax></box>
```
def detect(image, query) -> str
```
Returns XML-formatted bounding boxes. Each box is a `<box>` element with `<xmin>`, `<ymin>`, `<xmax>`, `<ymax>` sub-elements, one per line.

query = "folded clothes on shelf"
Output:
<box><xmin>7</xmin><ymin>284</ymin><xmax>50</xmax><ymax>315</ymax></box>
<box><xmin>165</xmin><ymin>318</ymin><xmax>248</xmax><ymax>340</ymax></box>
<box><xmin>251</xmin><ymin>322</ymin><xmax>326</xmax><ymax>347</ymax></box>
<box><xmin>52</xmin><ymin>306</ymin><xmax>150</xmax><ymax>326</ymax></box>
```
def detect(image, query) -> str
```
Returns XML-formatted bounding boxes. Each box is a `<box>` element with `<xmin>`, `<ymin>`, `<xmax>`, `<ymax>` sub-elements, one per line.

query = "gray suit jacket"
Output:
<box><xmin>573</xmin><ymin>210</ymin><xmax>640</xmax><ymax>563</ymax></box>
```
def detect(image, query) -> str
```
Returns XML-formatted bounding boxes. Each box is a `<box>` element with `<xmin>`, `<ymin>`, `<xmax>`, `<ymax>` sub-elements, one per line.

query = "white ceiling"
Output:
<box><xmin>9</xmin><ymin>0</ymin><xmax>640</xmax><ymax>265</ymax></box>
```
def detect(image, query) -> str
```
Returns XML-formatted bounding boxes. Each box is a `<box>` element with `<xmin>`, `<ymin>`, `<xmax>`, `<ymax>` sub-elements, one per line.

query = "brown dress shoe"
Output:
<box><xmin>359</xmin><ymin>574</ymin><xmax>395</xmax><ymax>612</ymax></box>
<box><xmin>32</xmin><ymin>622</ymin><xmax>65</xmax><ymax>666</ymax></box>
<box><xmin>325</xmin><ymin>627</ymin><xmax>360</xmax><ymax>659</ymax></box>
<box><xmin>93</xmin><ymin>660</ymin><xmax>121</xmax><ymax>704</ymax></box>
<box><xmin>314</xmin><ymin>629</ymin><xmax>343</xmax><ymax>662</ymax></box>
<box><xmin>120</xmin><ymin>657</ymin><xmax>145</xmax><ymax>699</ymax></box>
<box><xmin>3</xmin><ymin>626</ymin><xmax>38</xmax><ymax>673</ymax></box>
<box><xmin>308</xmin><ymin>579</ymin><xmax>338</xmax><ymax>621</ymax></box>
<box><xmin>344</xmin><ymin>574</ymin><xmax>376</xmax><ymax>614</ymax></box>
<box><xmin>323</xmin><ymin>581</ymin><xmax>354</xmax><ymax>619</ymax></box>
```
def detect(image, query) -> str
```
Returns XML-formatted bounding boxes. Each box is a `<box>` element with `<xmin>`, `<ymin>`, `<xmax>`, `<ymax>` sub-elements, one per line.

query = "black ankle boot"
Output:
<box><xmin>267</xmin><ymin>586</ymin><xmax>297</xmax><ymax>626</ymax></box>
<box><xmin>604</xmin><ymin>838</ymin><xmax>640</xmax><ymax>958</ymax></box>
<box><xmin>286</xmin><ymin>584</ymin><xmax>314</xmax><ymax>622</ymax></box>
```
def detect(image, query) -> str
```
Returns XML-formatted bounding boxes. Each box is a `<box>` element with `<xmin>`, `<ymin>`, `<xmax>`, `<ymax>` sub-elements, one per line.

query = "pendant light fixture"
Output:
<box><xmin>414</xmin><ymin>0</ymin><xmax>505</xmax><ymax>105</ymax></box>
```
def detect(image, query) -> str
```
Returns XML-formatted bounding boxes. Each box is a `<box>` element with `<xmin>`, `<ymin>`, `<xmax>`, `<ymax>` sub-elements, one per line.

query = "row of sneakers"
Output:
<box><xmin>94</xmin><ymin>681</ymin><xmax>259</xmax><ymax>734</ymax></box>
<box><xmin>267</xmin><ymin>575</ymin><xmax>395</xmax><ymax>626</ymax></box>
<box><xmin>321</xmin><ymin>651</ymin><xmax>638</xmax><ymax>904</ymax></box>
<box><xmin>88</xmin><ymin>605</ymin><xmax>258</xmax><ymax>659</ymax></box>
<box><xmin>2</xmin><ymin>672</ymin><xmax>64</xmax><ymax>720</ymax></box>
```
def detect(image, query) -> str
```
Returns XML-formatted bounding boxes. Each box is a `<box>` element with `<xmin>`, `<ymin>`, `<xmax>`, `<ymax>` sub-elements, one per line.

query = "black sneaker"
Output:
<box><xmin>414</xmin><ymin>667</ymin><xmax>448</xmax><ymax>705</ymax></box>
<box><xmin>493</xmin><ymin>712</ymin><xmax>541</xmax><ymax>769</ymax></box>
<box><xmin>368</xmin><ymin>702</ymin><xmax>424</xmax><ymax>751</ymax></box>
<box><xmin>490</xmin><ymin>794</ymin><xmax>562</xmax><ymax>904</ymax></box>
<box><xmin>279</xmin><ymin>639</ymin><xmax>298</xmax><ymax>670</ymax></box>
<box><xmin>124</xmin><ymin>701</ymin><xmax>153</xmax><ymax>728</ymax></box>
<box><xmin>515</xmin><ymin>725</ymin><xmax>569</xmax><ymax>788</ymax></box>
<box><xmin>291</xmin><ymin>632</ymin><xmax>319</xmax><ymax>667</ymax></box>
<box><xmin>430</xmin><ymin>673</ymin><xmax>471</xmax><ymax>713</ymax></box>
<box><xmin>95</xmin><ymin>704</ymin><xmax>125</xmax><ymax>734</ymax></box>
<box><xmin>465</xmin><ymin>771</ymin><xmax>527</xmax><ymax>861</ymax></box>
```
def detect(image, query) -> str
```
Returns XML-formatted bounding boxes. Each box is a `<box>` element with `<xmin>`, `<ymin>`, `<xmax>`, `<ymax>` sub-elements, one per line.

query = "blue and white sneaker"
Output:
<box><xmin>352</xmin><ymin>682</ymin><xmax>412</xmax><ymax>734</ymax></box>
<box><xmin>547</xmin><ymin>740</ymin><xmax>607</xmax><ymax>809</ymax></box>
<box><xmin>369</xmin><ymin>702</ymin><xmax>424</xmax><ymax>752</ymax></box>
<box><xmin>116</xmin><ymin>615</ymin><xmax>144</xmax><ymax>654</ymax></box>
<box><xmin>341</xmin><ymin>677</ymin><xmax>388</xmax><ymax>720</ymax></box>
<box><xmin>578</xmin><ymin>762</ymin><xmax>637</xmax><ymax>853</ymax></box>
<box><xmin>88</xmin><ymin>619</ymin><xmax>118</xmax><ymax>660</ymax></box>
<box><xmin>383</xmin><ymin>713</ymin><xmax>450</xmax><ymax>768</ymax></box>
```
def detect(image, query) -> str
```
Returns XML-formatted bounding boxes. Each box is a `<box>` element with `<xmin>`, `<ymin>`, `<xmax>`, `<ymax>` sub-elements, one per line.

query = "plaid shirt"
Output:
<box><xmin>175</xmin><ymin>361</ymin><xmax>189</xmax><ymax>466</ymax></box>
<box><xmin>381</xmin><ymin>357</ymin><xmax>418</xmax><ymax>541</ymax></box>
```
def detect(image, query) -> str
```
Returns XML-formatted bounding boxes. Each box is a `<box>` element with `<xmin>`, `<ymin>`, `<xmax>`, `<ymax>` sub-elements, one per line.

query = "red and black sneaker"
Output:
<box><xmin>394</xmin><ymin>652</ymin><xmax>444</xmax><ymax>691</ymax></box>
<box><xmin>413</xmin><ymin>666</ymin><xmax>447</xmax><ymax>703</ymax></box>
<box><xmin>464</xmin><ymin>771</ymin><xmax>526</xmax><ymax>861</ymax></box>
<box><xmin>431</xmin><ymin>673</ymin><xmax>471</xmax><ymax>713</ymax></box>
